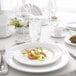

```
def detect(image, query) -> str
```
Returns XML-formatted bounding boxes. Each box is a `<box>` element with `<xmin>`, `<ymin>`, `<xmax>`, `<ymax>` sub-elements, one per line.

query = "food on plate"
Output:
<box><xmin>22</xmin><ymin>47</ymin><xmax>47</xmax><ymax>61</ymax></box>
<box><xmin>69</xmin><ymin>35</ymin><xmax>76</xmax><ymax>43</ymax></box>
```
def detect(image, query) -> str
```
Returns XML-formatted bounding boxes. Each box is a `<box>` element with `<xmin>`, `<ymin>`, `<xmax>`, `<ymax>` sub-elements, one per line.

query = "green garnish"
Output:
<box><xmin>36</xmin><ymin>47</ymin><xmax>43</xmax><ymax>51</ymax></box>
<box><xmin>44</xmin><ymin>54</ymin><xmax>46</xmax><ymax>57</ymax></box>
<box><xmin>22</xmin><ymin>51</ymin><xmax>28</xmax><ymax>55</ymax></box>
<box><xmin>22</xmin><ymin>47</ymin><xmax>47</xmax><ymax>61</ymax></box>
<box><xmin>34</xmin><ymin>50</ymin><xmax>40</xmax><ymax>55</ymax></box>
<box><xmin>37</xmin><ymin>56</ymin><xmax>45</xmax><ymax>61</ymax></box>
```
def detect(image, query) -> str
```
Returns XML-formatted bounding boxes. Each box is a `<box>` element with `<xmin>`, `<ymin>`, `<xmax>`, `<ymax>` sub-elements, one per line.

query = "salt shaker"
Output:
<box><xmin>50</xmin><ymin>16</ymin><xmax>65</xmax><ymax>38</ymax></box>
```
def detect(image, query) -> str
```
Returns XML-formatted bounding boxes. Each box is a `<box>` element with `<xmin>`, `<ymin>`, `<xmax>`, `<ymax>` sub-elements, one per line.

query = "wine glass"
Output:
<box><xmin>48</xmin><ymin>0</ymin><xmax>57</xmax><ymax>17</ymax></box>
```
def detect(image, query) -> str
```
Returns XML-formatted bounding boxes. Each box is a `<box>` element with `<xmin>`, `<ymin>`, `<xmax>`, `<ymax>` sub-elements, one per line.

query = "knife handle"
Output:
<box><xmin>0</xmin><ymin>53</ymin><xmax>1</xmax><ymax>65</ymax></box>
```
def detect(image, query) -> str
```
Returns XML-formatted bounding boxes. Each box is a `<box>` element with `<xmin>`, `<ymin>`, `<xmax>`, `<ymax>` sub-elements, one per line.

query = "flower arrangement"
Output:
<box><xmin>9</xmin><ymin>17</ymin><xmax>29</xmax><ymax>28</ymax></box>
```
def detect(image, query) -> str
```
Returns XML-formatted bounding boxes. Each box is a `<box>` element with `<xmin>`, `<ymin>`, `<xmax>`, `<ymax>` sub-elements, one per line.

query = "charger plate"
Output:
<box><xmin>5</xmin><ymin>42</ymin><xmax>69</xmax><ymax>73</ymax></box>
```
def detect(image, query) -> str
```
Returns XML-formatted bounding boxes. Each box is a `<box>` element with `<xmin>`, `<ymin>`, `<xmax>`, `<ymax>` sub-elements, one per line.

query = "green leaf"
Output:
<box><xmin>36</xmin><ymin>47</ymin><xmax>43</xmax><ymax>51</ymax></box>
<box><xmin>37</xmin><ymin>56</ymin><xmax>45</xmax><ymax>61</ymax></box>
<box><xmin>22</xmin><ymin>51</ymin><xmax>28</xmax><ymax>55</ymax></box>
<box><xmin>34</xmin><ymin>50</ymin><xmax>40</xmax><ymax>55</ymax></box>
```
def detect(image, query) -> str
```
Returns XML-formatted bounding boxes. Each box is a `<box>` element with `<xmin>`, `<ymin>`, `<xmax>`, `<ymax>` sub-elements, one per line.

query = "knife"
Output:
<box><xmin>0</xmin><ymin>50</ymin><xmax>5</xmax><ymax>71</ymax></box>
<box><xmin>69</xmin><ymin>52</ymin><xmax>76</xmax><ymax>59</ymax></box>
<box><xmin>0</xmin><ymin>54</ymin><xmax>4</xmax><ymax>71</ymax></box>
<box><xmin>56</xmin><ymin>43</ymin><xmax>76</xmax><ymax>60</ymax></box>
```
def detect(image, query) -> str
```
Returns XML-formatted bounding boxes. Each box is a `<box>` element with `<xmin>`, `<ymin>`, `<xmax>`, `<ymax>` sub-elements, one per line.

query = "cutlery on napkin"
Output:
<box><xmin>67</xmin><ymin>47</ymin><xmax>76</xmax><ymax>59</ymax></box>
<box><xmin>63</xmin><ymin>43</ymin><xmax>76</xmax><ymax>59</ymax></box>
<box><xmin>57</xmin><ymin>43</ymin><xmax>76</xmax><ymax>60</ymax></box>
<box><xmin>0</xmin><ymin>50</ymin><xmax>8</xmax><ymax>74</ymax></box>
<box><xmin>69</xmin><ymin>52</ymin><xmax>76</xmax><ymax>59</ymax></box>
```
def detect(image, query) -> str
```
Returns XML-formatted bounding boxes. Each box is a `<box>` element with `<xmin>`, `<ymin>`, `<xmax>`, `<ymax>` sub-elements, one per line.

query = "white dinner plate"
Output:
<box><xmin>5</xmin><ymin>43</ymin><xmax>69</xmax><ymax>73</ymax></box>
<box><xmin>0</xmin><ymin>30</ymin><xmax>12</xmax><ymax>39</ymax></box>
<box><xmin>7</xmin><ymin>42</ymin><xmax>61</xmax><ymax>66</ymax></box>
<box><xmin>64</xmin><ymin>35</ymin><xmax>76</xmax><ymax>46</ymax></box>
<box><xmin>13</xmin><ymin>42</ymin><xmax>61</xmax><ymax>66</ymax></box>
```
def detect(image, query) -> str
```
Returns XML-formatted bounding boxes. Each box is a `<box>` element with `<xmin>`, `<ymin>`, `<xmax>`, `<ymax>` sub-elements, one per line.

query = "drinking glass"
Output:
<box><xmin>29</xmin><ymin>16</ymin><xmax>41</xmax><ymax>42</ymax></box>
<box><xmin>0</xmin><ymin>13</ymin><xmax>8</xmax><ymax>36</ymax></box>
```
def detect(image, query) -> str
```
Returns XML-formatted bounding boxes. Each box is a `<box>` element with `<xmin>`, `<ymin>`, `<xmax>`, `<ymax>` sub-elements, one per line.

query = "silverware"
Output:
<box><xmin>13</xmin><ymin>40</ymin><xmax>31</xmax><ymax>46</ymax></box>
<box><xmin>64</xmin><ymin>46</ymin><xmax>76</xmax><ymax>60</ymax></box>
<box><xmin>15</xmin><ymin>42</ymin><xmax>25</xmax><ymax>45</ymax></box>
<box><xmin>13</xmin><ymin>42</ymin><xmax>26</xmax><ymax>46</ymax></box>
<box><xmin>0</xmin><ymin>55</ymin><xmax>4</xmax><ymax>71</ymax></box>
<box><xmin>69</xmin><ymin>52</ymin><xmax>76</xmax><ymax>59</ymax></box>
<box><xmin>0</xmin><ymin>50</ymin><xmax>5</xmax><ymax>71</ymax></box>
<box><xmin>63</xmin><ymin>45</ymin><xmax>76</xmax><ymax>60</ymax></box>
<box><xmin>55</xmin><ymin>42</ymin><xmax>76</xmax><ymax>59</ymax></box>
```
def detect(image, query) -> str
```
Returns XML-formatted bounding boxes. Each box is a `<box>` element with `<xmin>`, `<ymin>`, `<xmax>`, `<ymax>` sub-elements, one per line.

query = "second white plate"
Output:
<box><xmin>0</xmin><ymin>30</ymin><xmax>12</xmax><ymax>39</ymax></box>
<box><xmin>64</xmin><ymin>35</ymin><xmax>76</xmax><ymax>46</ymax></box>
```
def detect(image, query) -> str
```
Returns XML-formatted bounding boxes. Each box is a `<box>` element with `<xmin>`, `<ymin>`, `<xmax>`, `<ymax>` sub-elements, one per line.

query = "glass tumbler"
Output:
<box><xmin>29</xmin><ymin>16</ymin><xmax>41</xmax><ymax>42</ymax></box>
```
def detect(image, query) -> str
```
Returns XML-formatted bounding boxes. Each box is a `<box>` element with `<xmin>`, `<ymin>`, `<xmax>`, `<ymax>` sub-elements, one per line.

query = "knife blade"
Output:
<box><xmin>69</xmin><ymin>52</ymin><xmax>76</xmax><ymax>59</ymax></box>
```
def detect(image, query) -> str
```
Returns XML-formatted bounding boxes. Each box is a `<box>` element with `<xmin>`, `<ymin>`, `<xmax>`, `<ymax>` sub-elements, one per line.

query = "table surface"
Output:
<box><xmin>0</xmin><ymin>26</ymin><xmax>76</xmax><ymax>76</ymax></box>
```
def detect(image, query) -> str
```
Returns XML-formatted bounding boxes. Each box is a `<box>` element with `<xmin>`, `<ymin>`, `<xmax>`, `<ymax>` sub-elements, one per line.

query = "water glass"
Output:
<box><xmin>29</xmin><ymin>17</ymin><xmax>41</xmax><ymax>41</ymax></box>
<box><xmin>0</xmin><ymin>13</ymin><xmax>8</xmax><ymax>36</ymax></box>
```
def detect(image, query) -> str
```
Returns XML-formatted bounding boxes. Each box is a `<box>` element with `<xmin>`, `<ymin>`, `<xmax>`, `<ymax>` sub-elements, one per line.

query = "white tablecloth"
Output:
<box><xmin>0</xmin><ymin>26</ymin><xmax>76</xmax><ymax>76</ymax></box>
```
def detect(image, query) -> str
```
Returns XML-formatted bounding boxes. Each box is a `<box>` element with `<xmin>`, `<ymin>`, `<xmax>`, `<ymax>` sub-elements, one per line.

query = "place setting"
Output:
<box><xmin>4</xmin><ymin>41</ymin><xmax>70</xmax><ymax>73</ymax></box>
<box><xmin>4</xmin><ymin>17</ymin><xmax>70</xmax><ymax>72</ymax></box>
<box><xmin>62</xmin><ymin>22</ymin><xmax>76</xmax><ymax>60</ymax></box>
<box><xmin>64</xmin><ymin>23</ymin><xmax>76</xmax><ymax>46</ymax></box>
<box><xmin>0</xmin><ymin>0</ymin><xmax>76</xmax><ymax>76</ymax></box>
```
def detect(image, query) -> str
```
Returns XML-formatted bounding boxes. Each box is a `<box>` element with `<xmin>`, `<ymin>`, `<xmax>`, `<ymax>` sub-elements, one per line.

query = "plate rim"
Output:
<box><xmin>0</xmin><ymin>30</ymin><xmax>12</xmax><ymax>39</ymax></box>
